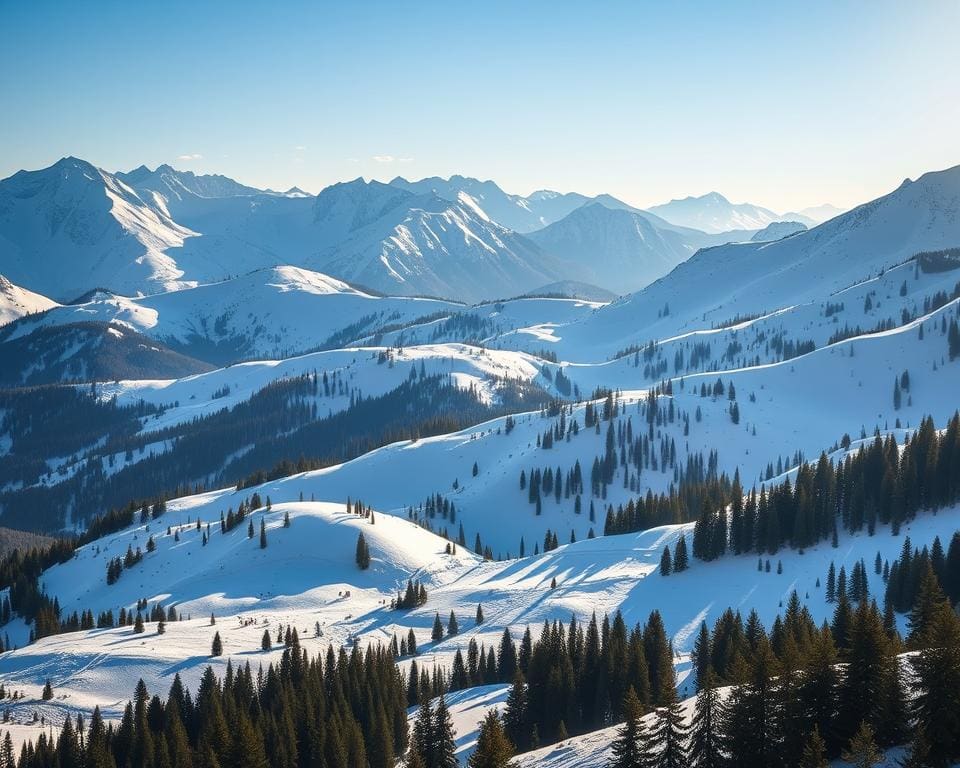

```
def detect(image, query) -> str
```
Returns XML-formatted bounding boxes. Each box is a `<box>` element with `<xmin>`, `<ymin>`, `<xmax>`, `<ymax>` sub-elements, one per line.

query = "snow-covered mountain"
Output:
<box><xmin>0</xmin><ymin>274</ymin><xmax>57</xmax><ymax>326</ymax></box>
<box><xmin>311</xmin><ymin>184</ymin><xmax>571</xmax><ymax>302</ymax></box>
<box><xmin>0</xmin><ymin>157</ymin><xmax>196</xmax><ymax>299</ymax></box>
<box><xmin>783</xmin><ymin>202</ymin><xmax>847</xmax><ymax>224</ymax></box>
<box><xmin>390</xmin><ymin>175</ymin><xmax>593</xmax><ymax>233</ymax></box>
<box><xmin>0</xmin><ymin>160</ymin><xmax>588</xmax><ymax>303</ymax></box>
<box><xmin>648</xmin><ymin>191</ymin><xmax>781</xmax><ymax>233</ymax></box>
<box><xmin>526</xmin><ymin>203</ymin><xmax>705</xmax><ymax>293</ymax></box>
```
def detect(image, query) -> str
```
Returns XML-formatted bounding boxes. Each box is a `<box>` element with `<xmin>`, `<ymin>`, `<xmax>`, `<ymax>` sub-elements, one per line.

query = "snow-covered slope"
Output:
<box><xmin>3</xmin><ymin>483</ymin><xmax>959</xmax><ymax>761</ymax></box>
<box><xmin>0</xmin><ymin>158</ymin><xmax>196</xmax><ymax>299</ymax></box>
<box><xmin>3</xmin><ymin>266</ymin><xmax>462</xmax><ymax>363</ymax></box>
<box><xmin>0</xmin><ymin>274</ymin><xmax>57</xmax><ymax>326</ymax></box>
<box><xmin>648</xmin><ymin>191</ymin><xmax>781</xmax><ymax>233</ymax></box>
<box><xmin>548</xmin><ymin>164</ymin><xmax>960</xmax><ymax>361</ymax></box>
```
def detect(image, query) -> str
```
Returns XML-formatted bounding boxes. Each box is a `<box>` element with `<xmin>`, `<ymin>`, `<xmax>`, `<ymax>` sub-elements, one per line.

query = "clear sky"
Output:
<box><xmin>2</xmin><ymin>0</ymin><xmax>958</xmax><ymax>212</ymax></box>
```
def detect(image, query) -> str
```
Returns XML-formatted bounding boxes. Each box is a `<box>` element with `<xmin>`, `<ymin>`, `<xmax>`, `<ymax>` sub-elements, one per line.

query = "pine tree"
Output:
<box><xmin>411</xmin><ymin>697</ymin><xmax>433</xmax><ymax>767</ymax></box>
<box><xmin>259</xmin><ymin>517</ymin><xmax>267</xmax><ymax>548</ymax></box>
<box><xmin>133</xmin><ymin>612</ymin><xmax>144</xmax><ymax>634</ymax></box>
<box><xmin>42</xmin><ymin>679</ymin><xmax>53</xmax><ymax>700</ymax></box>
<box><xmin>432</xmin><ymin>695</ymin><xmax>459</xmax><ymax>768</ymax></box>
<box><xmin>649</xmin><ymin>692</ymin><xmax>688</xmax><ymax>768</ymax></box>
<box><xmin>261</xmin><ymin>630</ymin><xmax>272</xmax><ymax>651</ymax></box>
<box><xmin>476</xmin><ymin>603</ymin><xmax>485</xmax><ymax>625</ymax></box>
<box><xmin>841</xmin><ymin>722</ymin><xmax>883</xmax><ymax>768</ymax></box>
<box><xmin>355</xmin><ymin>532</ymin><xmax>370</xmax><ymax>569</ymax></box>
<box><xmin>660</xmin><ymin>546</ymin><xmax>672</xmax><ymax>576</ymax></box>
<box><xmin>211</xmin><ymin>631</ymin><xmax>222</xmax><ymax>657</ymax></box>
<box><xmin>468</xmin><ymin>710</ymin><xmax>515</xmax><ymax>768</ymax></box>
<box><xmin>504</xmin><ymin>671</ymin><xmax>528</xmax><ymax>752</ymax></box>
<box><xmin>432</xmin><ymin>613</ymin><xmax>444</xmax><ymax>642</ymax></box>
<box><xmin>689</xmin><ymin>669</ymin><xmax>722</xmax><ymax>767</ymax></box>
<box><xmin>673</xmin><ymin>534</ymin><xmax>689</xmax><ymax>572</ymax></box>
<box><xmin>909</xmin><ymin>595</ymin><xmax>960</xmax><ymax>764</ymax></box>
<box><xmin>609</xmin><ymin>686</ymin><xmax>648</xmax><ymax>768</ymax></box>
<box><xmin>798</xmin><ymin>726</ymin><xmax>828</xmax><ymax>768</ymax></box>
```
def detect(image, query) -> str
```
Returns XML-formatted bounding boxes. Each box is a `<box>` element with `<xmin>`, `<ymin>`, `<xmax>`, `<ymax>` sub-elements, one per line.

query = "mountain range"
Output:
<box><xmin>0</xmin><ymin>157</ymin><xmax>959</xmax><ymax>766</ymax></box>
<box><xmin>0</xmin><ymin>158</ymin><xmax>827</xmax><ymax>303</ymax></box>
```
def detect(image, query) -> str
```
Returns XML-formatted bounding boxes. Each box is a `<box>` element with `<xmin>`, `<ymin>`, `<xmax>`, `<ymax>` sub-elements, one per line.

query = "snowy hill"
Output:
<box><xmin>648</xmin><ymin>191</ymin><xmax>781</xmax><ymax>233</ymax></box>
<box><xmin>0</xmin><ymin>274</ymin><xmax>57</xmax><ymax>326</ymax></box>
<box><xmin>3</xmin><ymin>266</ymin><xmax>462</xmax><ymax>364</ymax></box>
<box><xmin>0</xmin><ymin>321</ymin><xmax>213</xmax><ymax>386</ymax></box>
<box><xmin>524</xmin><ymin>281</ymin><xmax>617</xmax><ymax>302</ymax></box>
<box><xmin>750</xmin><ymin>220</ymin><xmax>807</xmax><ymax>241</ymax></box>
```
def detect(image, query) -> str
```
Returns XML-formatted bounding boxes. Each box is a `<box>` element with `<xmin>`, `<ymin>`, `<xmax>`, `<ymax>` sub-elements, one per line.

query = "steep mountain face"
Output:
<box><xmin>0</xmin><ymin>274</ymin><xmax>57</xmax><ymax>326</ymax></box>
<box><xmin>312</xmin><ymin>192</ymin><xmax>570</xmax><ymax>302</ymax></box>
<box><xmin>526</xmin><ymin>202</ymin><xmax>701</xmax><ymax>293</ymax></box>
<box><xmin>648</xmin><ymin>191</ymin><xmax>781</xmax><ymax>233</ymax></box>
<box><xmin>391</xmin><ymin>175</ymin><xmax>600</xmax><ymax>233</ymax></box>
<box><xmin>750</xmin><ymin>220</ymin><xmax>807</xmax><ymax>241</ymax></box>
<box><xmin>0</xmin><ymin>157</ymin><xmax>195</xmax><ymax>299</ymax></box>
<box><xmin>3</xmin><ymin>265</ymin><xmax>462</xmax><ymax>364</ymax></box>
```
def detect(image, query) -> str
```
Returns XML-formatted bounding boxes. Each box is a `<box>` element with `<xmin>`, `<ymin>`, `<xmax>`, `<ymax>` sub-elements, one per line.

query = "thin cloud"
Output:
<box><xmin>372</xmin><ymin>155</ymin><xmax>395</xmax><ymax>163</ymax></box>
<box><xmin>177</xmin><ymin>153</ymin><xmax>203</xmax><ymax>161</ymax></box>
<box><xmin>398</xmin><ymin>157</ymin><xmax>414</xmax><ymax>163</ymax></box>
<box><xmin>294</xmin><ymin>145</ymin><xmax>307</xmax><ymax>151</ymax></box>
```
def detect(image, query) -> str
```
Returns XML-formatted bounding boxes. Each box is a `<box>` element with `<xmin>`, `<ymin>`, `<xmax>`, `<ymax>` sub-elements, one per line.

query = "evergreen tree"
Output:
<box><xmin>841</xmin><ymin>722</ymin><xmax>883</xmax><ymax>768</ymax></box>
<box><xmin>432</xmin><ymin>695</ymin><xmax>459</xmax><ymax>768</ymax></box>
<box><xmin>261</xmin><ymin>630</ymin><xmax>271</xmax><ymax>651</ymax></box>
<box><xmin>355</xmin><ymin>532</ymin><xmax>371</xmax><ymax>570</ymax></box>
<box><xmin>673</xmin><ymin>534</ymin><xmax>689</xmax><ymax>572</ymax></box>
<box><xmin>259</xmin><ymin>517</ymin><xmax>267</xmax><ymax>549</ymax></box>
<box><xmin>503</xmin><ymin>671</ymin><xmax>528</xmax><ymax>752</ymax></box>
<box><xmin>660</xmin><ymin>546</ymin><xmax>672</xmax><ymax>576</ymax></box>
<box><xmin>649</xmin><ymin>691</ymin><xmax>688</xmax><ymax>768</ymax></box>
<box><xmin>910</xmin><ymin>594</ymin><xmax>960</xmax><ymax>765</ymax></box>
<box><xmin>609</xmin><ymin>686</ymin><xmax>649</xmax><ymax>768</ymax></box>
<box><xmin>689</xmin><ymin>668</ymin><xmax>722</xmax><ymax>768</ymax></box>
<box><xmin>211</xmin><ymin>632</ymin><xmax>222</xmax><ymax>657</ymax></box>
<box><xmin>468</xmin><ymin>710</ymin><xmax>515</xmax><ymax>768</ymax></box>
<box><xmin>798</xmin><ymin>726</ymin><xmax>828</xmax><ymax>768</ymax></box>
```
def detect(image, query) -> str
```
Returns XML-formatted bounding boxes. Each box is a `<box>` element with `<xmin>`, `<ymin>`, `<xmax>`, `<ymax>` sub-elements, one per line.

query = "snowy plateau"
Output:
<box><xmin>0</xmin><ymin>158</ymin><xmax>958</xmax><ymax>768</ymax></box>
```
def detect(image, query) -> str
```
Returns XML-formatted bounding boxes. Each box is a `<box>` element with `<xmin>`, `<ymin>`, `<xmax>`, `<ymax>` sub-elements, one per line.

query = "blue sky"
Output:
<box><xmin>1</xmin><ymin>0</ymin><xmax>958</xmax><ymax>211</ymax></box>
